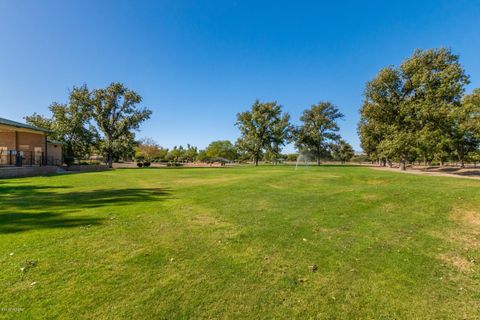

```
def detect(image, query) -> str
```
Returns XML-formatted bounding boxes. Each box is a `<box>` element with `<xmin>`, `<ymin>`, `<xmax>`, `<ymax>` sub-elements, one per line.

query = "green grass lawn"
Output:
<box><xmin>1</xmin><ymin>166</ymin><xmax>480</xmax><ymax>319</ymax></box>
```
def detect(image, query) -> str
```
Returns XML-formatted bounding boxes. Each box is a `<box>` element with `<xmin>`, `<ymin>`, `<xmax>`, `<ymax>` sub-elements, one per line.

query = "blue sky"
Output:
<box><xmin>1</xmin><ymin>0</ymin><xmax>479</xmax><ymax>152</ymax></box>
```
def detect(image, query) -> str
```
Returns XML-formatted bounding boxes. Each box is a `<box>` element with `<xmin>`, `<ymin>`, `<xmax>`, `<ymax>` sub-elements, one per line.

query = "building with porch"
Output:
<box><xmin>0</xmin><ymin>117</ymin><xmax>63</xmax><ymax>166</ymax></box>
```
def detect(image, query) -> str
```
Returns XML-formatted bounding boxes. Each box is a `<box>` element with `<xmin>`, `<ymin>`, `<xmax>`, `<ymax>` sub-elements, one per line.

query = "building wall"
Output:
<box><xmin>67</xmin><ymin>165</ymin><xmax>110</xmax><ymax>172</ymax></box>
<box><xmin>0</xmin><ymin>131</ymin><xmax>16</xmax><ymax>149</ymax></box>
<box><xmin>17</xmin><ymin>132</ymin><xmax>46</xmax><ymax>152</ymax></box>
<box><xmin>47</xmin><ymin>143</ymin><xmax>63</xmax><ymax>165</ymax></box>
<box><xmin>0</xmin><ymin>166</ymin><xmax>57</xmax><ymax>178</ymax></box>
<box><xmin>0</xmin><ymin>130</ymin><xmax>46</xmax><ymax>165</ymax></box>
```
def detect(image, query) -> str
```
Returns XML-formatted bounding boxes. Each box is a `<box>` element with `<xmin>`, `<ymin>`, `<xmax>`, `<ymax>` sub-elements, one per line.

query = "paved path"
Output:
<box><xmin>369</xmin><ymin>166</ymin><xmax>480</xmax><ymax>180</ymax></box>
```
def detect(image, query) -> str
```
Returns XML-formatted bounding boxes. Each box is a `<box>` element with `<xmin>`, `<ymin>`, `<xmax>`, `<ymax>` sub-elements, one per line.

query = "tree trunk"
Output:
<box><xmin>399</xmin><ymin>154</ymin><xmax>406</xmax><ymax>171</ymax></box>
<box><xmin>107</xmin><ymin>153</ymin><xmax>113</xmax><ymax>168</ymax></box>
<box><xmin>254</xmin><ymin>156</ymin><xmax>259</xmax><ymax>166</ymax></box>
<box><xmin>316</xmin><ymin>146</ymin><xmax>321</xmax><ymax>166</ymax></box>
<box><xmin>458</xmin><ymin>146</ymin><xmax>465</xmax><ymax>168</ymax></box>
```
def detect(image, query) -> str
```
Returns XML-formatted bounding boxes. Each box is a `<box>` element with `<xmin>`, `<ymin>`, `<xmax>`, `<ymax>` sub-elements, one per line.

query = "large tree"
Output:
<box><xmin>25</xmin><ymin>85</ymin><xmax>96</xmax><ymax>162</ymax></box>
<box><xmin>167</xmin><ymin>146</ymin><xmax>185</xmax><ymax>163</ymax></box>
<box><xmin>358</xmin><ymin>67</ymin><xmax>411</xmax><ymax>169</ymax></box>
<box><xmin>294</xmin><ymin>102</ymin><xmax>344</xmax><ymax>165</ymax></box>
<box><xmin>268</xmin><ymin>112</ymin><xmax>293</xmax><ymax>165</ymax></box>
<box><xmin>359</xmin><ymin>48</ymin><xmax>470</xmax><ymax>170</ymax></box>
<box><xmin>85</xmin><ymin>83</ymin><xmax>152</xmax><ymax>167</ymax></box>
<box><xmin>402</xmin><ymin>48</ymin><xmax>469</xmax><ymax>165</ymax></box>
<box><xmin>204</xmin><ymin>140</ymin><xmax>238</xmax><ymax>162</ymax></box>
<box><xmin>135</xmin><ymin>137</ymin><xmax>167</xmax><ymax>161</ymax></box>
<box><xmin>236</xmin><ymin>100</ymin><xmax>290</xmax><ymax>166</ymax></box>
<box><xmin>331</xmin><ymin>140</ymin><xmax>355</xmax><ymax>164</ymax></box>
<box><xmin>184</xmin><ymin>144</ymin><xmax>198</xmax><ymax>162</ymax></box>
<box><xmin>451</xmin><ymin>88</ymin><xmax>480</xmax><ymax>166</ymax></box>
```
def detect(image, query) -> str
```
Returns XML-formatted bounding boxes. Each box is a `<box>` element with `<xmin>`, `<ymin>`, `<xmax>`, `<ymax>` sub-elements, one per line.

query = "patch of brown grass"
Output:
<box><xmin>430</xmin><ymin>205</ymin><xmax>480</xmax><ymax>251</ymax></box>
<box><xmin>366</xmin><ymin>179</ymin><xmax>386</xmax><ymax>185</ymax></box>
<box><xmin>449</xmin><ymin>206</ymin><xmax>480</xmax><ymax>248</ymax></box>
<box><xmin>439</xmin><ymin>253</ymin><xmax>475</xmax><ymax>273</ymax></box>
<box><xmin>361</xmin><ymin>194</ymin><xmax>380</xmax><ymax>201</ymax></box>
<box><xmin>380</xmin><ymin>202</ymin><xmax>398</xmax><ymax>213</ymax></box>
<box><xmin>455</xmin><ymin>210</ymin><xmax>480</xmax><ymax>227</ymax></box>
<box><xmin>190</xmin><ymin>214</ymin><xmax>232</xmax><ymax>228</ymax></box>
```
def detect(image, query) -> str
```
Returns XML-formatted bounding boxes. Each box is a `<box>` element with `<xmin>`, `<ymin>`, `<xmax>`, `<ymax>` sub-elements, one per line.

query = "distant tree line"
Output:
<box><xmin>135</xmin><ymin>139</ymin><xmax>238</xmax><ymax>166</ymax></box>
<box><xmin>235</xmin><ymin>100</ymin><xmax>353</xmax><ymax>165</ymax></box>
<box><xmin>23</xmin><ymin>48</ymin><xmax>479</xmax><ymax>169</ymax></box>
<box><xmin>358</xmin><ymin>48</ymin><xmax>480</xmax><ymax>170</ymax></box>
<box><xmin>131</xmin><ymin>98</ymin><xmax>354</xmax><ymax>166</ymax></box>
<box><xmin>26</xmin><ymin>82</ymin><xmax>354</xmax><ymax>167</ymax></box>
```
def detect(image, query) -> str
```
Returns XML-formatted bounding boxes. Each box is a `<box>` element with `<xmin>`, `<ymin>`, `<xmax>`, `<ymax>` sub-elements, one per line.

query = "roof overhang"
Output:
<box><xmin>0</xmin><ymin>124</ymin><xmax>48</xmax><ymax>135</ymax></box>
<box><xmin>0</xmin><ymin>117</ymin><xmax>50</xmax><ymax>134</ymax></box>
<box><xmin>47</xmin><ymin>139</ymin><xmax>64</xmax><ymax>145</ymax></box>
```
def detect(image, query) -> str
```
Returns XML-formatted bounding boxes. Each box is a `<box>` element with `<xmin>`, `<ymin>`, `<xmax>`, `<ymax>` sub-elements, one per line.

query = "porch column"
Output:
<box><xmin>14</xmin><ymin>131</ymin><xmax>18</xmax><ymax>151</ymax></box>
<box><xmin>44</xmin><ymin>135</ymin><xmax>48</xmax><ymax>165</ymax></box>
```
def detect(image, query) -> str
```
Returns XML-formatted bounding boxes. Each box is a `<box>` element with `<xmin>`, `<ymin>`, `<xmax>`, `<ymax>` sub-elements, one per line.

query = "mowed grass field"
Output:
<box><xmin>1</xmin><ymin>166</ymin><xmax>480</xmax><ymax>319</ymax></box>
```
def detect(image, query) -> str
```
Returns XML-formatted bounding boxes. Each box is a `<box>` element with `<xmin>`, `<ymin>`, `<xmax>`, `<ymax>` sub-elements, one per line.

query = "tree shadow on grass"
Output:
<box><xmin>436</xmin><ymin>167</ymin><xmax>480</xmax><ymax>177</ymax></box>
<box><xmin>0</xmin><ymin>183</ymin><xmax>171</xmax><ymax>234</ymax></box>
<box><xmin>0</xmin><ymin>212</ymin><xmax>105</xmax><ymax>234</ymax></box>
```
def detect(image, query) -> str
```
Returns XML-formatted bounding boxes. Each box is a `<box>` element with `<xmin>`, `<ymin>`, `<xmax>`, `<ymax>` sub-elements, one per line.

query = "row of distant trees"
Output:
<box><xmin>135</xmin><ymin>136</ymin><xmax>355</xmax><ymax>165</ymax></box>
<box><xmin>235</xmin><ymin>100</ymin><xmax>352</xmax><ymax>165</ymax></box>
<box><xmin>29</xmin><ymin>81</ymin><xmax>354</xmax><ymax>167</ymax></box>
<box><xmin>26</xmin><ymin>85</ymin><xmax>354</xmax><ymax>167</ymax></box>
<box><xmin>358</xmin><ymin>48</ymin><xmax>480</xmax><ymax>170</ymax></box>
<box><xmin>30</xmin><ymin>47</ymin><xmax>478</xmax><ymax>169</ymax></box>
<box><xmin>25</xmin><ymin>83</ymin><xmax>152</xmax><ymax>168</ymax></box>
<box><xmin>134</xmin><ymin>100</ymin><xmax>353</xmax><ymax>166</ymax></box>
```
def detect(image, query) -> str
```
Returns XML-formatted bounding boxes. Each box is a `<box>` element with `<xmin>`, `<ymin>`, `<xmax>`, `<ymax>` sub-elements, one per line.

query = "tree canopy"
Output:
<box><xmin>25</xmin><ymin>85</ymin><xmax>96</xmax><ymax>162</ymax></box>
<box><xmin>83</xmin><ymin>83</ymin><xmax>152</xmax><ymax>167</ymax></box>
<box><xmin>294</xmin><ymin>102</ymin><xmax>344</xmax><ymax>165</ymax></box>
<box><xmin>236</xmin><ymin>100</ymin><xmax>291</xmax><ymax>166</ymax></box>
<box><xmin>331</xmin><ymin>140</ymin><xmax>355</xmax><ymax>163</ymax></box>
<box><xmin>204</xmin><ymin>140</ymin><xmax>238</xmax><ymax>162</ymax></box>
<box><xmin>358</xmin><ymin>48</ymin><xmax>476</xmax><ymax>169</ymax></box>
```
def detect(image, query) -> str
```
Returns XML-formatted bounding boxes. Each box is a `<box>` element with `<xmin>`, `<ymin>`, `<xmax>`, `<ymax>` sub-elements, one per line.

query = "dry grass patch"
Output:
<box><xmin>444</xmin><ymin>205</ymin><xmax>480</xmax><ymax>249</ymax></box>
<box><xmin>439</xmin><ymin>253</ymin><xmax>476</xmax><ymax>273</ymax></box>
<box><xmin>366</xmin><ymin>178</ymin><xmax>387</xmax><ymax>185</ymax></box>
<box><xmin>361</xmin><ymin>193</ymin><xmax>380</xmax><ymax>201</ymax></box>
<box><xmin>379</xmin><ymin>202</ymin><xmax>398</xmax><ymax>213</ymax></box>
<box><xmin>455</xmin><ymin>209</ymin><xmax>480</xmax><ymax>227</ymax></box>
<box><xmin>189</xmin><ymin>214</ymin><xmax>240</xmax><ymax>241</ymax></box>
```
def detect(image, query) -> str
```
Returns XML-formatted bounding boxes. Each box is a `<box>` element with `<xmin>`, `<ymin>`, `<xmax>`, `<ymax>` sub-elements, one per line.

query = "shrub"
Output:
<box><xmin>167</xmin><ymin>162</ymin><xmax>183</xmax><ymax>167</ymax></box>
<box><xmin>64</xmin><ymin>156</ymin><xmax>75</xmax><ymax>166</ymax></box>
<box><xmin>143</xmin><ymin>161</ymin><xmax>151</xmax><ymax>167</ymax></box>
<box><xmin>286</xmin><ymin>154</ymin><xmax>298</xmax><ymax>162</ymax></box>
<box><xmin>137</xmin><ymin>162</ymin><xmax>144</xmax><ymax>168</ymax></box>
